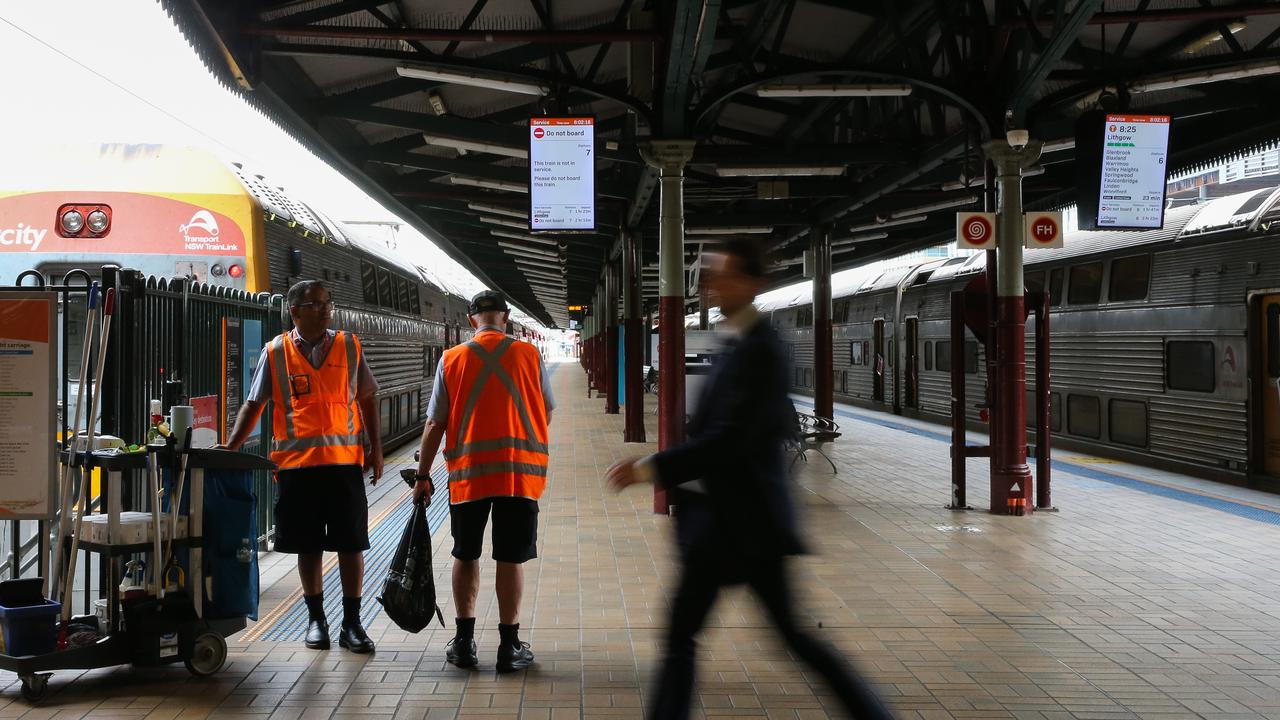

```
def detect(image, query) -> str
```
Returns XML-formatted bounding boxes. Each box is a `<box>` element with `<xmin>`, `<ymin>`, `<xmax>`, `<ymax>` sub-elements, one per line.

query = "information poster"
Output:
<box><xmin>0</xmin><ymin>293</ymin><xmax>57</xmax><ymax>519</ymax></box>
<box><xmin>1098</xmin><ymin>114</ymin><xmax>1171</xmax><ymax>229</ymax></box>
<box><xmin>529</xmin><ymin>117</ymin><xmax>595</xmax><ymax>231</ymax></box>
<box><xmin>242</xmin><ymin>319</ymin><xmax>262</xmax><ymax>440</ymax></box>
<box><xmin>190</xmin><ymin>394</ymin><xmax>219</xmax><ymax>449</ymax></box>
<box><xmin>222</xmin><ymin>316</ymin><xmax>242</xmax><ymax>443</ymax></box>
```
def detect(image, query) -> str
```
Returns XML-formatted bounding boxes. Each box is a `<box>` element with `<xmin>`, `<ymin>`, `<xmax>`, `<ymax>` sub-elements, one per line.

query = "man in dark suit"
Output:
<box><xmin>606</xmin><ymin>240</ymin><xmax>893</xmax><ymax>719</ymax></box>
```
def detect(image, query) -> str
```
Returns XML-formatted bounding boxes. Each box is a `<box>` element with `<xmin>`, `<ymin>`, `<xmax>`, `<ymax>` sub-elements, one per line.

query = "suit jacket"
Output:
<box><xmin>650</xmin><ymin>317</ymin><xmax>806</xmax><ymax>566</ymax></box>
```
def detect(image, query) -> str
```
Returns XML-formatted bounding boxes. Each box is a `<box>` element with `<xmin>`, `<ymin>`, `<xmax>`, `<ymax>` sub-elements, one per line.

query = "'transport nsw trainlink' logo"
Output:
<box><xmin>180</xmin><ymin>210</ymin><xmax>220</xmax><ymax>239</ymax></box>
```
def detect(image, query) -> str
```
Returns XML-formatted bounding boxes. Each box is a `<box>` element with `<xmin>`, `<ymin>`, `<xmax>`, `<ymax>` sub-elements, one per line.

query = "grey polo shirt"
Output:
<box><xmin>425</xmin><ymin>325</ymin><xmax>555</xmax><ymax>423</ymax></box>
<box><xmin>246</xmin><ymin>328</ymin><xmax>379</xmax><ymax>404</ymax></box>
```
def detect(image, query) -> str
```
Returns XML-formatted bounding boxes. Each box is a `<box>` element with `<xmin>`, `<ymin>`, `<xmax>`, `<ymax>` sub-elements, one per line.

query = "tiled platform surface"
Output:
<box><xmin>6</xmin><ymin>360</ymin><xmax>1280</xmax><ymax>719</ymax></box>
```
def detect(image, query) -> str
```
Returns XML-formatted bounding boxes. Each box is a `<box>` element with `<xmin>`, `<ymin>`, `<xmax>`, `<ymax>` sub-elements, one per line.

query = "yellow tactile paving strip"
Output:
<box><xmin>5</xmin><ymin>359</ymin><xmax>1280</xmax><ymax>719</ymax></box>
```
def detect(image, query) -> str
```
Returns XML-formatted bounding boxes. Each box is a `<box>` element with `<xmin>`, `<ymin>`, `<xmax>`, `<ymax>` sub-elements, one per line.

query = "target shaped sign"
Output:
<box><xmin>956</xmin><ymin>212</ymin><xmax>997</xmax><ymax>249</ymax></box>
<box><xmin>1024</xmin><ymin>211</ymin><xmax>1064</xmax><ymax>248</ymax></box>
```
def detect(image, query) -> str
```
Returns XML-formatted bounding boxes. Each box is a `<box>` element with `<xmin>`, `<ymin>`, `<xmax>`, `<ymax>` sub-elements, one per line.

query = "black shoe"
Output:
<box><xmin>305</xmin><ymin>619</ymin><xmax>330</xmax><ymax>650</ymax></box>
<box><xmin>338</xmin><ymin>623</ymin><xmax>376</xmax><ymax>654</ymax></box>
<box><xmin>445</xmin><ymin>637</ymin><xmax>478</xmax><ymax>668</ymax></box>
<box><xmin>496</xmin><ymin>639</ymin><xmax>535</xmax><ymax>673</ymax></box>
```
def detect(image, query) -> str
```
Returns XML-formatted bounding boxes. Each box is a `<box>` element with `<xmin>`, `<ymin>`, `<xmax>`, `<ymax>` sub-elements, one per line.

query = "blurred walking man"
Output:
<box><xmin>606</xmin><ymin>241</ymin><xmax>893</xmax><ymax>719</ymax></box>
<box><xmin>414</xmin><ymin>290</ymin><xmax>554</xmax><ymax>673</ymax></box>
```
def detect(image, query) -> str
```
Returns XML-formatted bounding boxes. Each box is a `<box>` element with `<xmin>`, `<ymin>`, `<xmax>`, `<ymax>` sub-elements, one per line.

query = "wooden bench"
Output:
<box><xmin>788</xmin><ymin>412</ymin><xmax>841</xmax><ymax>473</ymax></box>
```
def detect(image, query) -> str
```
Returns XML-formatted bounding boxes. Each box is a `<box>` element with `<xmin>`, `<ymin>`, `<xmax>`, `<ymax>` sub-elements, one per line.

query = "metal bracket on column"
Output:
<box><xmin>640</xmin><ymin>140</ymin><xmax>696</xmax><ymax>172</ymax></box>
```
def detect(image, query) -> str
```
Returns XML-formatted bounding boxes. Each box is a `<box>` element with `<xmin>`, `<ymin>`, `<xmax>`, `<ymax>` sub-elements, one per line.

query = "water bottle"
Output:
<box><xmin>236</xmin><ymin>538</ymin><xmax>252</xmax><ymax>563</ymax></box>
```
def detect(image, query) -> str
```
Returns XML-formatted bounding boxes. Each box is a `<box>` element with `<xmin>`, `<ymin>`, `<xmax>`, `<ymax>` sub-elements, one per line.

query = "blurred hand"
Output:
<box><xmin>413</xmin><ymin>478</ymin><xmax>432</xmax><ymax>505</ymax></box>
<box><xmin>365</xmin><ymin>453</ymin><xmax>384</xmax><ymax>484</ymax></box>
<box><xmin>214</xmin><ymin>443</ymin><xmax>229</xmax><ymax>450</ymax></box>
<box><xmin>605</xmin><ymin>457</ymin><xmax>644</xmax><ymax>492</ymax></box>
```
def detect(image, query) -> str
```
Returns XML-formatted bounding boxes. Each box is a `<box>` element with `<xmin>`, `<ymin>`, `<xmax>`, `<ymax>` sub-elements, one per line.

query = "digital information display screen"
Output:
<box><xmin>1097</xmin><ymin>114</ymin><xmax>1171</xmax><ymax>229</ymax></box>
<box><xmin>528</xmin><ymin>117</ymin><xmax>595</xmax><ymax>231</ymax></box>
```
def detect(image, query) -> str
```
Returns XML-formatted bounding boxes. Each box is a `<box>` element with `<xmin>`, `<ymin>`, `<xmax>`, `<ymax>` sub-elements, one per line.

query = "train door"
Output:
<box><xmin>905</xmin><ymin>318</ymin><xmax>919</xmax><ymax>408</ymax></box>
<box><xmin>1259</xmin><ymin>294</ymin><xmax>1280</xmax><ymax>475</ymax></box>
<box><xmin>873</xmin><ymin>319</ymin><xmax>885</xmax><ymax>403</ymax></box>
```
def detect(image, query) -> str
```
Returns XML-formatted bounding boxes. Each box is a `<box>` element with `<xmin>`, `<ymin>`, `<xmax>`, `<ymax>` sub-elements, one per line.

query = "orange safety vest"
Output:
<box><xmin>267</xmin><ymin>331</ymin><xmax>365</xmax><ymax>471</ymax></box>
<box><xmin>441</xmin><ymin>329</ymin><xmax>549</xmax><ymax>503</ymax></box>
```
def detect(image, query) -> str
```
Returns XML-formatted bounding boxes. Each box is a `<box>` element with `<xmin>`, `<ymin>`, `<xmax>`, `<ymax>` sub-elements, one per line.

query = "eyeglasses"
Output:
<box><xmin>294</xmin><ymin>300</ymin><xmax>335</xmax><ymax>312</ymax></box>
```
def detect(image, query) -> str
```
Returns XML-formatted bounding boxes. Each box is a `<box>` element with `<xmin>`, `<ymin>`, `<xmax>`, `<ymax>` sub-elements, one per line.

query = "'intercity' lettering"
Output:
<box><xmin>0</xmin><ymin>224</ymin><xmax>47</xmax><ymax>251</ymax></box>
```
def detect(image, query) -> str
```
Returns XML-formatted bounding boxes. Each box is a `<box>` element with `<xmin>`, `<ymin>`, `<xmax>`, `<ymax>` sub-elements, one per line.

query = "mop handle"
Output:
<box><xmin>165</xmin><ymin>430</ymin><xmax>193</xmax><ymax>571</ymax></box>
<box><xmin>62</xmin><ymin>287</ymin><xmax>114</xmax><ymax>620</ymax></box>
<box><xmin>47</xmin><ymin>283</ymin><xmax>100</xmax><ymax>599</ymax></box>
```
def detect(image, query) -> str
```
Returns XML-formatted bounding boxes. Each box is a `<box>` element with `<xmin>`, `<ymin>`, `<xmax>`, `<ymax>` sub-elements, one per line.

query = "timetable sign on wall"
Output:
<box><xmin>529</xmin><ymin>117</ymin><xmax>595</xmax><ymax>231</ymax></box>
<box><xmin>1098</xmin><ymin>114</ymin><xmax>1171</xmax><ymax>229</ymax></box>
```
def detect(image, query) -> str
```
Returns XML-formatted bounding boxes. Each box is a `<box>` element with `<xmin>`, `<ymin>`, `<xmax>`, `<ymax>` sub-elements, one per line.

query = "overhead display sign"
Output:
<box><xmin>0</xmin><ymin>292</ymin><xmax>57</xmax><ymax>519</ymax></box>
<box><xmin>529</xmin><ymin>117</ymin><xmax>595</xmax><ymax>231</ymax></box>
<box><xmin>1076</xmin><ymin>111</ymin><xmax>1172</xmax><ymax>230</ymax></box>
<box><xmin>956</xmin><ymin>211</ymin><xmax>996</xmax><ymax>250</ymax></box>
<box><xmin>1024</xmin><ymin>211</ymin><xmax>1064</xmax><ymax>249</ymax></box>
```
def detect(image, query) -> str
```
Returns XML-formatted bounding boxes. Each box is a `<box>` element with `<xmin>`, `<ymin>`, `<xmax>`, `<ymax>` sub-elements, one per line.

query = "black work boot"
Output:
<box><xmin>446</xmin><ymin>617</ymin><xmax>478</xmax><ymax>668</ymax></box>
<box><xmin>304</xmin><ymin>594</ymin><xmax>330</xmax><ymax>650</ymax></box>
<box><xmin>495</xmin><ymin>623</ymin><xmax>534</xmax><ymax>673</ymax></box>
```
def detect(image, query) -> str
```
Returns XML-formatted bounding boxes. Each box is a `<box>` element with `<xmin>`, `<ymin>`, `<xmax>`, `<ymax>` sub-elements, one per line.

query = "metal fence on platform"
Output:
<box><xmin>0</xmin><ymin>266</ymin><xmax>284</xmax><ymax>614</ymax></box>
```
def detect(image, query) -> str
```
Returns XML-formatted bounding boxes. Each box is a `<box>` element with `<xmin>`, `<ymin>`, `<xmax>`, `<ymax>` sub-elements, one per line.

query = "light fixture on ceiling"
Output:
<box><xmin>1129</xmin><ymin>58</ymin><xmax>1280</xmax><ymax>93</ymax></box>
<box><xmin>481</xmin><ymin>216</ymin><xmax>530</xmax><ymax>230</ymax></box>
<box><xmin>1041</xmin><ymin>137</ymin><xmax>1075</xmax><ymax>154</ymax></box>
<box><xmin>424</xmin><ymin>135</ymin><xmax>528</xmax><ymax>158</ymax></box>
<box><xmin>715</xmin><ymin>165</ymin><xmax>846</xmax><ymax>177</ymax></box>
<box><xmin>489</xmin><ymin>229</ymin><xmax>561</xmax><ymax>246</ymax></box>
<box><xmin>887</xmin><ymin>195</ymin><xmax>980</xmax><ymax>217</ymax></box>
<box><xmin>756</xmin><ymin>83</ymin><xmax>913</xmax><ymax>98</ymax></box>
<box><xmin>449</xmin><ymin>175</ymin><xmax>527</xmax><ymax>193</ymax></box>
<box><xmin>831</xmin><ymin>232</ymin><xmax>889</xmax><ymax>247</ymax></box>
<box><xmin>397</xmin><ymin>65</ymin><xmax>549</xmax><ymax>96</ymax></box>
<box><xmin>1181</xmin><ymin>20</ymin><xmax>1247</xmax><ymax>55</ymax></box>
<box><xmin>468</xmin><ymin>202</ymin><xmax>527</xmax><ymax>219</ymax></box>
<box><xmin>499</xmin><ymin>241</ymin><xmax>560</xmax><ymax>257</ymax></box>
<box><xmin>686</xmin><ymin>226</ymin><xmax>773</xmax><ymax>235</ymax></box>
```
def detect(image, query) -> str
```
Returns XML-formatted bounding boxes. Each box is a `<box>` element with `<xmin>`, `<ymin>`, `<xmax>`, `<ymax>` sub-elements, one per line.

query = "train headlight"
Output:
<box><xmin>86</xmin><ymin>209</ymin><xmax>110</xmax><ymax>234</ymax></box>
<box><xmin>60</xmin><ymin>210</ymin><xmax>84</xmax><ymax>234</ymax></box>
<box><xmin>210</xmin><ymin>264</ymin><xmax>225</xmax><ymax>277</ymax></box>
<box><xmin>228</xmin><ymin>264</ymin><xmax>244</xmax><ymax>279</ymax></box>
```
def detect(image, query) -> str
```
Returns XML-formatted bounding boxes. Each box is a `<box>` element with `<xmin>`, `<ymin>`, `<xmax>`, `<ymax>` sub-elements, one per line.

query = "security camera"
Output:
<box><xmin>1006</xmin><ymin>129</ymin><xmax>1030</xmax><ymax>149</ymax></box>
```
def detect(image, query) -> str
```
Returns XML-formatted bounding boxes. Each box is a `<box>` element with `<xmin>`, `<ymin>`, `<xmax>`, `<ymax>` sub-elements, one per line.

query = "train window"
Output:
<box><xmin>1049</xmin><ymin>269</ymin><xmax>1063</xmax><ymax>306</ymax></box>
<box><xmin>850</xmin><ymin>341</ymin><xmax>864</xmax><ymax>365</ymax></box>
<box><xmin>400</xmin><ymin>392</ymin><xmax>412</xmax><ymax>428</ymax></box>
<box><xmin>797</xmin><ymin>307</ymin><xmax>813</xmax><ymax>327</ymax></box>
<box><xmin>1109</xmin><ymin>399</ymin><xmax>1148</xmax><ymax>447</ymax></box>
<box><xmin>1269</xmin><ymin>304</ymin><xmax>1280</xmax><ymax>378</ymax></box>
<box><xmin>1067</xmin><ymin>394</ymin><xmax>1101</xmax><ymax>438</ymax></box>
<box><xmin>1166</xmin><ymin>340</ymin><xmax>1215</xmax><ymax>392</ymax></box>
<box><xmin>863</xmin><ymin>341</ymin><xmax>869</xmax><ymax>366</ymax></box>
<box><xmin>924</xmin><ymin>341</ymin><xmax>933</xmax><ymax>371</ymax></box>
<box><xmin>1068</xmin><ymin>263</ymin><xmax>1103</xmax><ymax>305</ymax></box>
<box><xmin>834</xmin><ymin>301</ymin><xmax>849</xmax><ymax>323</ymax></box>
<box><xmin>935</xmin><ymin>341</ymin><xmax>951</xmax><ymax>372</ymax></box>
<box><xmin>803</xmin><ymin>368</ymin><xmax>812</xmax><ymax>387</ymax></box>
<box><xmin>1050</xmin><ymin>392</ymin><xmax>1061</xmax><ymax>431</ymax></box>
<box><xmin>360</xmin><ymin>262</ymin><xmax>378</xmax><ymax>304</ymax></box>
<box><xmin>379</xmin><ymin>398</ymin><xmax>392</xmax><ymax>440</ymax></box>
<box><xmin>394</xmin><ymin>276</ymin><xmax>409</xmax><ymax>312</ymax></box>
<box><xmin>964</xmin><ymin>341</ymin><xmax>979</xmax><ymax>374</ymax></box>
<box><xmin>1025</xmin><ymin>271</ymin><xmax>1045</xmax><ymax>294</ymax></box>
<box><xmin>410</xmin><ymin>284</ymin><xmax>421</xmax><ymax>315</ymax></box>
<box><xmin>377</xmin><ymin>268</ymin><xmax>393</xmax><ymax>307</ymax></box>
<box><xmin>888</xmin><ymin>339</ymin><xmax>894</xmax><ymax>367</ymax></box>
<box><xmin>1108</xmin><ymin>255</ymin><xmax>1151</xmax><ymax>302</ymax></box>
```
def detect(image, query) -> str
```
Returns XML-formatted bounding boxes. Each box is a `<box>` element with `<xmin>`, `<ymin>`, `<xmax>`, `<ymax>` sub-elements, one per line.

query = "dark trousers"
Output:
<box><xmin>649</xmin><ymin>549</ymin><xmax>893</xmax><ymax>719</ymax></box>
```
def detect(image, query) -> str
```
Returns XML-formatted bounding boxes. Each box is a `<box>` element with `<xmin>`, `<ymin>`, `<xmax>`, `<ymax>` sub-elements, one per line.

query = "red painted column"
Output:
<box><xmin>985</xmin><ymin>137</ymin><xmax>1042</xmax><ymax>515</ymax></box>
<box><xmin>646</xmin><ymin>140</ymin><xmax>695</xmax><ymax>514</ymax></box>
<box><xmin>623</xmin><ymin>228</ymin><xmax>646</xmax><ymax>443</ymax></box>
<box><xmin>812</xmin><ymin>224</ymin><xmax>834</xmax><ymax>420</ymax></box>
<box><xmin>605</xmin><ymin>262</ymin><xmax>620</xmax><ymax>414</ymax></box>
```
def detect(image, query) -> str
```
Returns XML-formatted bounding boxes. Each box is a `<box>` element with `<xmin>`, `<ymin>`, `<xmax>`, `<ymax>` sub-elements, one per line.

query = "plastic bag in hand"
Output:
<box><xmin>376</xmin><ymin>499</ymin><xmax>445</xmax><ymax>633</ymax></box>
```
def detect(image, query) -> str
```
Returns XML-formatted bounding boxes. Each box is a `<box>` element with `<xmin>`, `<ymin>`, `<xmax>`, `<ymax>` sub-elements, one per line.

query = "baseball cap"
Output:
<box><xmin>468</xmin><ymin>290</ymin><xmax>510</xmax><ymax>315</ymax></box>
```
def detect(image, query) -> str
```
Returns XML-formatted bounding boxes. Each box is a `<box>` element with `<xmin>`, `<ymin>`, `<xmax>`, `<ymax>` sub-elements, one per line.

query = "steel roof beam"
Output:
<box><xmin>243</xmin><ymin>24</ymin><xmax>662</xmax><ymax>44</ymax></box>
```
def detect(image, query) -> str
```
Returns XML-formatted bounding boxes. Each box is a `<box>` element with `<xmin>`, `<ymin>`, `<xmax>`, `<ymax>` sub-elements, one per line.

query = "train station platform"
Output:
<box><xmin>6</xmin><ymin>361</ymin><xmax>1280</xmax><ymax>719</ymax></box>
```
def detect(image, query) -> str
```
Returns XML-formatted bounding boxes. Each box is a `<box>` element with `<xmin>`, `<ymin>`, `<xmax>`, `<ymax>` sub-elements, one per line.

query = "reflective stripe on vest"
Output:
<box><xmin>268</xmin><ymin>331</ymin><xmax>365</xmax><ymax>470</ymax></box>
<box><xmin>443</xmin><ymin>333</ymin><xmax>549</xmax><ymax>503</ymax></box>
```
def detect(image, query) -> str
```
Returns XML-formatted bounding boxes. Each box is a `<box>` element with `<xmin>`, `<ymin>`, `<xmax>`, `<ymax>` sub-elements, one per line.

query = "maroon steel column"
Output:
<box><xmin>1035</xmin><ymin>290</ymin><xmax>1052</xmax><ymax>508</ymax></box>
<box><xmin>623</xmin><ymin>228</ymin><xmax>646</xmax><ymax>442</ymax></box>
<box><xmin>812</xmin><ymin>224</ymin><xmax>834</xmax><ymax>420</ymax></box>
<box><xmin>605</xmin><ymin>261</ymin><xmax>620</xmax><ymax>414</ymax></box>
<box><xmin>646</xmin><ymin>140</ymin><xmax>695</xmax><ymax>514</ymax></box>
<box><xmin>984</xmin><ymin>138</ymin><xmax>1042</xmax><ymax>515</ymax></box>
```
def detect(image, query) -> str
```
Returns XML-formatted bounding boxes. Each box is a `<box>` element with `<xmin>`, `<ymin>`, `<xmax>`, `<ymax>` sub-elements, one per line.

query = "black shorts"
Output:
<box><xmin>449</xmin><ymin>497</ymin><xmax>539</xmax><ymax>563</ymax></box>
<box><xmin>273</xmin><ymin>465</ymin><xmax>370</xmax><ymax>554</ymax></box>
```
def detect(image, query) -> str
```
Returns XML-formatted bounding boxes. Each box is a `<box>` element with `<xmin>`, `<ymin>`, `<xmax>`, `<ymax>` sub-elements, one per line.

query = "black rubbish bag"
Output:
<box><xmin>377</xmin><ymin>496</ymin><xmax>445</xmax><ymax>633</ymax></box>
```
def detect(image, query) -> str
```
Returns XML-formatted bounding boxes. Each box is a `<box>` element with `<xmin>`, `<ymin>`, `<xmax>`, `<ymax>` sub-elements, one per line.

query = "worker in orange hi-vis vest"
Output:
<box><xmin>413</xmin><ymin>290</ymin><xmax>554</xmax><ymax>674</ymax></box>
<box><xmin>222</xmin><ymin>280</ymin><xmax>384</xmax><ymax>654</ymax></box>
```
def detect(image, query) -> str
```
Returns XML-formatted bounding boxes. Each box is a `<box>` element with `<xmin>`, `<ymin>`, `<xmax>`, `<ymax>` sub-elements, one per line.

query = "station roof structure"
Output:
<box><xmin>162</xmin><ymin>0</ymin><xmax>1280</xmax><ymax>327</ymax></box>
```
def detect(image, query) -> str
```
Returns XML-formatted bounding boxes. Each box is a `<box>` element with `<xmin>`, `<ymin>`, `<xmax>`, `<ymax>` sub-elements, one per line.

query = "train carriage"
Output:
<box><xmin>773</xmin><ymin>187</ymin><xmax>1280</xmax><ymax>486</ymax></box>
